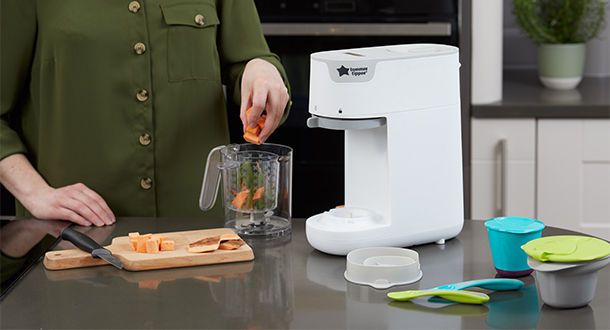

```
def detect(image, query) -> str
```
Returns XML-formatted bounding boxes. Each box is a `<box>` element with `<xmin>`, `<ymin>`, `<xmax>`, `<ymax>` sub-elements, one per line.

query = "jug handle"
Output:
<box><xmin>199</xmin><ymin>145</ymin><xmax>225</xmax><ymax>211</ymax></box>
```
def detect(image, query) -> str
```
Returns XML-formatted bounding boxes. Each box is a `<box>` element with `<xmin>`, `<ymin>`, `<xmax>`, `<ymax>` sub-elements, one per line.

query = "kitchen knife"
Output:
<box><xmin>61</xmin><ymin>227</ymin><xmax>123</xmax><ymax>269</ymax></box>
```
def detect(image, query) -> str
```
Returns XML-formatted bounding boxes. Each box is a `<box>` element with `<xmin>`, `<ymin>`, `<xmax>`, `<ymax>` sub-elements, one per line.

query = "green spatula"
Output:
<box><xmin>387</xmin><ymin>289</ymin><xmax>490</xmax><ymax>304</ymax></box>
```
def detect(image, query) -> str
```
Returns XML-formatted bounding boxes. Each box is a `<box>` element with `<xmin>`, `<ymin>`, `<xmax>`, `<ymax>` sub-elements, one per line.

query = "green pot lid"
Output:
<box><xmin>521</xmin><ymin>235</ymin><xmax>610</xmax><ymax>262</ymax></box>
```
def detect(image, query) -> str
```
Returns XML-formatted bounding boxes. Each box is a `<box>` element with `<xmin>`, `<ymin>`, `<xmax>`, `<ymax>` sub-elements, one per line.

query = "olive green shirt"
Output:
<box><xmin>1</xmin><ymin>0</ymin><xmax>290</xmax><ymax>218</ymax></box>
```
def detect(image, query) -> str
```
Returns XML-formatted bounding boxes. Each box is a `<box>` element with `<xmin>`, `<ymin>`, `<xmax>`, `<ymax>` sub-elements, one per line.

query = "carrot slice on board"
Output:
<box><xmin>219</xmin><ymin>240</ymin><xmax>245</xmax><ymax>250</ymax></box>
<box><xmin>188</xmin><ymin>236</ymin><xmax>221</xmax><ymax>253</ymax></box>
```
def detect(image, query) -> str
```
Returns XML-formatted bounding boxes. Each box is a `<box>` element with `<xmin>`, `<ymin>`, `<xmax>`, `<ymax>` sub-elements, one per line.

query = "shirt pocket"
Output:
<box><xmin>161</xmin><ymin>1</ymin><xmax>220</xmax><ymax>82</ymax></box>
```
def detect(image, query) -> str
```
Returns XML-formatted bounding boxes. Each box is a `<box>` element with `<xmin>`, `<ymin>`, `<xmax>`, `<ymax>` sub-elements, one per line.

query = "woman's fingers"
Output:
<box><xmin>240</xmin><ymin>82</ymin><xmax>253</xmax><ymax>132</ymax></box>
<box><xmin>60</xmin><ymin>196</ymin><xmax>104</xmax><ymax>227</ymax></box>
<box><xmin>70</xmin><ymin>190</ymin><xmax>112</xmax><ymax>226</ymax></box>
<box><xmin>76</xmin><ymin>184</ymin><xmax>115</xmax><ymax>224</ymax></box>
<box><xmin>258</xmin><ymin>87</ymin><xmax>283</xmax><ymax>143</ymax></box>
<box><xmin>57</xmin><ymin>207</ymin><xmax>92</xmax><ymax>227</ymax></box>
<box><xmin>248</xmin><ymin>85</ymin><xmax>267</xmax><ymax>128</ymax></box>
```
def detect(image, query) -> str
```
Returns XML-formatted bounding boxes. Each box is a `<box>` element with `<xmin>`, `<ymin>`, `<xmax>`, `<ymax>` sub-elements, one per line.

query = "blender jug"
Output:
<box><xmin>200</xmin><ymin>143</ymin><xmax>293</xmax><ymax>237</ymax></box>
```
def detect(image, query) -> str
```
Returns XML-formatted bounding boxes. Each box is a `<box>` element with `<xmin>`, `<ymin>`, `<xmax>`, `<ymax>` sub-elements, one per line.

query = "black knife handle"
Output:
<box><xmin>61</xmin><ymin>227</ymin><xmax>103</xmax><ymax>253</ymax></box>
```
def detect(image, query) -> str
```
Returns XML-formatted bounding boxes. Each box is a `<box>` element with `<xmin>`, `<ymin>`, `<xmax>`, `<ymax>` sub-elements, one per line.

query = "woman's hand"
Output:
<box><xmin>0</xmin><ymin>154</ymin><xmax>115</xmax><ymax>227</ymax></box>
<box><xmin>240</xmin><ymin>58</ymin><xmax>290</xmax><ymax>143</ymax></box>
<box><xmin>25</xmin><ymin>183</ymin><xmax>115</xmax><ymax>227</ymax></box>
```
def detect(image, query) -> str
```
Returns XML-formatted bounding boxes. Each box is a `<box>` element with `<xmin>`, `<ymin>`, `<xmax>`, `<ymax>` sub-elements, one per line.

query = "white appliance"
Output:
<box><xmin>306</xmin><ymin>44</ymin><xmax>464</xmax><ymax>256</ymax></box>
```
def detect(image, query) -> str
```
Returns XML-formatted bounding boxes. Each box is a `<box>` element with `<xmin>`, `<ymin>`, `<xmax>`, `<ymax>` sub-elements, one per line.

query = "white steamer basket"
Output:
<box><xmin>344</xmin><ymin>247</ymin><xmax>423</xmax><ymax>289</ymax></box>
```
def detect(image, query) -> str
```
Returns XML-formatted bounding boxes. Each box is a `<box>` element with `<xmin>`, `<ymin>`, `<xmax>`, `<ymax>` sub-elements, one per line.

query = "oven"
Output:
<box><xmin>226</xmin><ymin>0</ymin><xmax>469</xmax><ymax>218</ymax></box>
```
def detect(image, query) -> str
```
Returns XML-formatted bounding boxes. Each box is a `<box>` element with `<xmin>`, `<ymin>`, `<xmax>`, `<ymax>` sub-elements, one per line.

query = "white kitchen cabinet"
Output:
<box><xmin>471</xmin><ymin>118</ymin><xmax>610</xmax><ymax>240</ymax></box>
<box><xmin>471</xmin><ymin>118</ymin><xmax>537</xmax><ymax>220</ymax></box>
<box><xmin>537</xmin><ymin>119</ymin><xmax>610</xmax><ymax>240</ymax></box>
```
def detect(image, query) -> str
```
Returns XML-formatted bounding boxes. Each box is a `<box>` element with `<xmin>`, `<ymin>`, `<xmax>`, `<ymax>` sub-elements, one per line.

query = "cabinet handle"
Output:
<box><xmin>495</xmin><ymin>139</ymin><xmax>507</xmax><ymax>217</ymax></box>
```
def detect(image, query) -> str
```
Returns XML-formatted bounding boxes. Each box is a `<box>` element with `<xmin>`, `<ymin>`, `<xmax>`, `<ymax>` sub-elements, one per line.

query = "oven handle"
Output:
<box><xmin>261</xmin><ymin>23</ymin><xmax>452</xmax><ymax>37</ymax></box>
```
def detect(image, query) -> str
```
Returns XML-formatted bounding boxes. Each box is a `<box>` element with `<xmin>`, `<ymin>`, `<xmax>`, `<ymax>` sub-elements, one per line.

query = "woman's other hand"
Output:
<box><xmin>239</xmin><ymin>58</ymin><xmax>290</xmax><ymax>143</ymax></box>
<box><xmin>0</xmin><ymin>154</ymin><xmax>115</xmax><ymax>226</ymax></box>
<box><xmin>25</xmin><ymin>183</ymin><xmax>115</xmax><ymax>227</ymax></box>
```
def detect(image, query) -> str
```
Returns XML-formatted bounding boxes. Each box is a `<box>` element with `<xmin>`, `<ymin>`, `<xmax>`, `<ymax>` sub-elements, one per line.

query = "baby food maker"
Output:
<box><xmin>306</xmin><ymin>44</ymin><xmax>464</xmax><ymax>255</ymax></box>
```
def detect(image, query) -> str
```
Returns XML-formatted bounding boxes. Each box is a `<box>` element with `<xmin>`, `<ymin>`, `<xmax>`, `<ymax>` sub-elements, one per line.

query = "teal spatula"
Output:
<box><xmin>387</xmin><ymin>289</ymin><xmax>490</xmax><ymax>304</ymax></box>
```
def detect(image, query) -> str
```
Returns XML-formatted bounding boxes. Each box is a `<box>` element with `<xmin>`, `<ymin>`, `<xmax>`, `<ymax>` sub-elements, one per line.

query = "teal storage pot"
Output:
<box><xmin>485</xmin><ymin>217</ymin><xmax>545</xmax><ymax>277</ymax></box>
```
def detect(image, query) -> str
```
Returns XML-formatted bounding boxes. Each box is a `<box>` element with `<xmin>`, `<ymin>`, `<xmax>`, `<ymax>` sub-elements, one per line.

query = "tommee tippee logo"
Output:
<box><xmin>337</xmin><ymin>65</ymin><xmax>368</xmax><ymax>77</ymax></box>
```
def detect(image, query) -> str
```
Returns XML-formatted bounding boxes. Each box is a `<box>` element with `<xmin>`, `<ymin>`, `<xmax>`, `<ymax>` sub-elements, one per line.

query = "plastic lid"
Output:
<box><xmin>522</xmin><ymin>235</ymin><xmax>610</xmax><ymax>262</ymax></box>
<box><xmin>485</xmin><ymin>217</ymin><xmax>545</xmax><ymax>234</ymax></box>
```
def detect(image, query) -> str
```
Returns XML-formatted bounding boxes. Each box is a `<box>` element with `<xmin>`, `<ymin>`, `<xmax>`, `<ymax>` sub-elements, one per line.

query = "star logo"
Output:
<box><xmin>337</xmin><ymin>65</ymin><xmax>349</xmax><ymax>77</ymax></box>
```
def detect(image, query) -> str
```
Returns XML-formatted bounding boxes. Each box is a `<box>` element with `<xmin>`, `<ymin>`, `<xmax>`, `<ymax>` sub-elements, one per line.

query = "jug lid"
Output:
<box><xmin>521</xmin><ymin>235</ymin><xmax>610</xmax><ymax>262</ymax></box>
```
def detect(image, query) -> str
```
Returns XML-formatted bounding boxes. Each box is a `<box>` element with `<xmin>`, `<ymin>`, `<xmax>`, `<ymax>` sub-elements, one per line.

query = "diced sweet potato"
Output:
<box><xmin>136</xmin><ymin>237</ymin><xmax>148</xmax><ymax>253</ymax></box>
<box><xmin>146</xmin><ymin>238</ymin><xmax>159</xmax><ymax>253</ymax></box>
<box><xmin>243</xmin><ymin>131</ymin><xmax>262</xmax><ymax>145</ymax></box>
<box><xmin>231</xmin><ymin>189</ymin><xmax>250</xmax><ymax>209</ymax></box>
<box><xmin>160</xmin><ymin>240</ymin><xmax>175</xmax><ymax>251</ymax></box>
<box><xmin>252</xmin><ymin>186</ymin><xmax>265</xmax><ymax>200</ymax></box>
<box><xmin>130</xmin><ymin>239</ymin><xmax>138</xmax><ymax>251</ymax></box>
<box><xmin>242</xmin><ymin>107</ymin><xmax>266</xmax><ymax>145</ymax></box>
<box><xmin>128</xmin><ymin>232</ymin><xmax>140</xmax><ymax>239</ymax></box>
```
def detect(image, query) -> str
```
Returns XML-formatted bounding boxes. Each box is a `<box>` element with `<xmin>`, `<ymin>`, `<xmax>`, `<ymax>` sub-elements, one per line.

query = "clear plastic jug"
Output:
<box><xmin>200</xmin><ymin>143</ymin><xmax>292</xmax><ymax>237</ymax></box>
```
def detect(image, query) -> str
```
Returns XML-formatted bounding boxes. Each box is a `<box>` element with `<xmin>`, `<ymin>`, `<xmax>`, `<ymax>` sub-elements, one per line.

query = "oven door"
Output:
<box><xmin>228</xmin><ymin>23</ymin><xmax>457</xmax><ymax>218</ymax></box>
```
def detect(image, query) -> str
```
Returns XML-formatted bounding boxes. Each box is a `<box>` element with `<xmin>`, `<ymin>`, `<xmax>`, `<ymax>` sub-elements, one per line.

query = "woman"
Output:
<box><xmin>0</xmin><ymin>0</ymin><xmax>291</xmax><ymax>226</ymax></box>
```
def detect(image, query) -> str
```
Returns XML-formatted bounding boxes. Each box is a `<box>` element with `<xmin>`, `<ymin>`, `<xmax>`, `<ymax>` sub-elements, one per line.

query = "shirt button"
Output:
<box><xmin>136</xmin><ymin>89</ymin><xmax>149</xmax><ymax>102</ymax></box>
<box><xmin>134</xmin><ymin>42</ymin><xmax>146</xmax><ymax>55</ymax></box>
<box><xmin>128</xmin><ymin>1</ymin><xmax>141</xmax><ymax>13</ymax></box>
<box><xmin>139</xmin><ymin>133</ymin><xmax>151</xmax><ymax>146</ymax></box>
<box><xmin>140</xmin><ymin>177</ymin><xmax>153</xmax><ymax>190</ymax></box>
<box><xmin>194</xmin><ymin>14</ymin><xmax>205</xmax><ymax>26</ymax></box>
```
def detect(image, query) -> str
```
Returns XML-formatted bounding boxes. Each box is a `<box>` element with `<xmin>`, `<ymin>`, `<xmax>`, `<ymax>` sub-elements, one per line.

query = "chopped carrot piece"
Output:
<box><xmin>146</xmin><ymin>238</ymin><xmax>159</xmax><ymax>253</ymax></box>
<box><xmin>252</xmin><ymin>186</ymin><xmax>265</xmax><ymax>200</ymax></box>
<box><xmin>160</xmin><ymin>240</ymin><xmax>175</xmax><ymax>251</ymax></box>
<box><xmin>231</xmin><ymin>189</ymin><xmax>250</xmax><ymax>209</ymax></box>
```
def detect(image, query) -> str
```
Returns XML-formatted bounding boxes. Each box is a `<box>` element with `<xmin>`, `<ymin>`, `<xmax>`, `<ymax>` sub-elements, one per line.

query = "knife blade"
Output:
<box><xmin>61</xmin><ymin>227</ymin><xmax>123</xmax><ymax>269</ymax></box>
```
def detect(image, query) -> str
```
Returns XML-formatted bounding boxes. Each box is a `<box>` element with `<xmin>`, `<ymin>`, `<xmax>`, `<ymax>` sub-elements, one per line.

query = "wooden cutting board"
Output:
<box><xmin>44</xmin><ymin>228</ymin><xmax>254</xmax><ymax>271</ymax></box>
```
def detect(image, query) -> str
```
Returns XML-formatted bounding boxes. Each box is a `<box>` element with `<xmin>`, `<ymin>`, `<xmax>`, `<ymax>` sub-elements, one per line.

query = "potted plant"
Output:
<box><xmin>514</xmin><ymin>0</ymin><xmax>607</xmax><ymax>89</ymax></box>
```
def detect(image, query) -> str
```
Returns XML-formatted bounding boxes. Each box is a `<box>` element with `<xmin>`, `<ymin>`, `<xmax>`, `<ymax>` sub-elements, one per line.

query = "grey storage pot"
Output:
<box><xmin>529</xmin><ymin>256</ymin><xmax>610</xmax><ymax>309</ymax></box>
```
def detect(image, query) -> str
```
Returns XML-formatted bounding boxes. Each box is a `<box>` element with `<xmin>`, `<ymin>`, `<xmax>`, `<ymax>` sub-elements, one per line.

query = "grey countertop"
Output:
<box><xmin>472</xmin><ymin>70</ymin><xmax>610</xmax><ymax>118</ymax></box>
<box><xmin>1</xmin><ymin>217</ymin><xmax>609</xmax><ymax>329</ymax></box>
